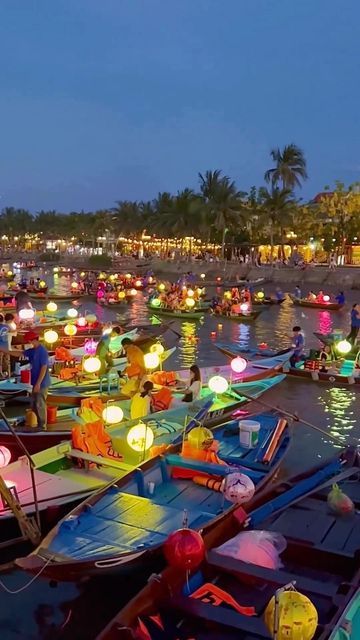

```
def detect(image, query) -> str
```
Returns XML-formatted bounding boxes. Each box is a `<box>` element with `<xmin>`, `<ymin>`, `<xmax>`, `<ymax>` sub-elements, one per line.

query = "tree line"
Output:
<box><xmin>1</xmin><ymin>144</ymin><xmax>360</xmax><ymax>259</ymax></box>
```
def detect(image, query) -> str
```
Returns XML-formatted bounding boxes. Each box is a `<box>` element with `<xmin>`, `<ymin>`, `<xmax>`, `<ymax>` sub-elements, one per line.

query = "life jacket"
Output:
<box><xmin>125</xmin><ymin>345</ymin><xmax>145</xmax><ymax>378</ymax></box>
<box><xmin>78</xmin><ymin>397</ymin><xmax>104</xmax><ymax>423</ymax></box>
<box><xmin>150</xmin><ymin>371</ymin><xmax>177</xmax><ymax>386</ymax></box>
<box><xmin>171</xmin><ymin>440</ymin><xmax>224</xmax><ymax>479</ymax></box>
<box><xmin>130</xmin><ymin>393</ymin><xmax>150</xmax><ymax>419</ymax></box>
<box><xmin>71</xmin><ymin>420</ymin><xmax>122</xmax><ymax>461</ymax></box>
<box><xmin>59</xmin><ymin>366</ymin><xmax>80</xmax><ymax>380</ymax></box>
<box><xmin>55</xmin><ymin>346</ymin><xmax>72</xmax><ymax>361</ymax></box>
<box><xmin>151</xmin><ymin>387</ymin><xmax>173</xmax><ymax>411</ymax></box>
<box><xmin>135</xmin><ymin>614</ymin><xmax>196</xmax><ymax>640</ymax></box>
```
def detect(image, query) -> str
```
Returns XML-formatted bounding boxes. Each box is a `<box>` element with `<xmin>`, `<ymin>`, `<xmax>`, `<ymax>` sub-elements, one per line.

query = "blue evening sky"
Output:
<box><xmin>0</xmin><ymin>0</ymin><xmax>358</xmax><ymax>211</ymax></box>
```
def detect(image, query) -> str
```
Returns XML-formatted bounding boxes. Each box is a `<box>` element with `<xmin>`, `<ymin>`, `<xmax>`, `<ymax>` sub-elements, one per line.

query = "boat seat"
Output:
<box><xmin>66</xmin><ymin>448</ymin><xmax>134</xmax><ymax>473</ymax></box>
<box><xmin>207</xmin><ymin>550</ymin><xmax>339</xmax><ymax>598</ymax></box>
<box><xmin>165</xmin><ymin>454</ymin><xmax>231</xmax><ymax>477</ymax></box>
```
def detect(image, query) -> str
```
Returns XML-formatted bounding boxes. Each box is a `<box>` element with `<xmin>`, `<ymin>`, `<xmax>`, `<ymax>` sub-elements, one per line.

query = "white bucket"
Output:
<box><xmin>239</xmin><ymin>420</ymin><xmax>260</xmax><ymax>449</ymax></box>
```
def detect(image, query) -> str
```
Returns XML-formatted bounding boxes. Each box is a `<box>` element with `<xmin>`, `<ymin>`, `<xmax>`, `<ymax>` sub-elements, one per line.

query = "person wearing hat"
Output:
<box><xmin>23</xmin><ymin>331</ymin><xmax>51</xmax><ymax>430</ymax></box>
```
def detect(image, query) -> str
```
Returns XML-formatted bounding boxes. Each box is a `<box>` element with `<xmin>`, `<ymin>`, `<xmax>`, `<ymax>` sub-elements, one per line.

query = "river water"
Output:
<box><xmin>0</xmin><ymin>270</ymin><xmax>359</xmax><ymax>639</ymax></box>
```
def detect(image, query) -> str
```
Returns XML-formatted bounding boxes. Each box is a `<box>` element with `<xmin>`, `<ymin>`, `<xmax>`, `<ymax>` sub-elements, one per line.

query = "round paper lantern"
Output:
<box><xmin>77</xmin><ymin>316</ymin><xmax>87</xmax><ymax>327</ymax></box>
<box><xmin>80</xmin><ymin>271</ymin><xmax>86</xmax><ymax>277</ymax></box>
<box><xmin>158</xmin><ymin>283</ymin><xmax>165</xmax><ymax>292</ymax></box>
<box><xmin>71</xmin><ymin>281</ymin><xmax>78</xmax><ymax>289</ymax></box>
<box><xmin>7</xmin><ymin>270</ymin><xmax>13</xmax><ymax>278</ymax></box>
<box><xmin>0</xmin><ymin>446</ymin><xmax>11</xmax><ymax>468</ymax></box>
<box><xmin>135</xmin><ymin>279</ymin><xmax>142</xmax><ymax>288</ymax></box>
<box><xmin>148</xmin><ymin>276</ymin><xmax>153</xmax><ymax>283</ymax></box>
<box><xmin>164</xmin><ymin>528</ymin><xmax>205</xmax><ymax>571</ymax></box>
<box><xmin>144</xmin><ymin>352</ymin><xmax>160</xmax><ymax>370</ymax></box>
<box><xmin>67</xmin><ymin>307</ymin><xmax>78</xmax><ymax>318</ymax></box>
<box><xmin>186</xmin><ymin>297</ymin><xmax>195</xmax><ymax>308</ymax></box>
<box><xmin>39</xmin><ymin>280</ymin><xmax>46</xmax><ymax>288</ymax></box>
<box><xmin>337</xmin><ymin>339</ymin><xmax>352</xmax><ymax>355</ymax></box>
<box><xmin>97</xmin><ymin>289</ymin><xmax>105</xmax><ymax>299</ymax></box>
<box><xmin>19</xmin><ymin>308</ymin><xmax>35</xmax><ymax>321</ymax></box>
<box><xmin>44</xmin><ymin>329</ymin><xmax>59</xmax><ymax>345</ymax></box>
<box><xmin>188</xmin><ymin>426</ymin><xmax>214</xmax><ymax>449</ymax></box>
<box><xmin>150</xmin><ymin>342</ymin><xmax>165</xmax><ymax>356</ymax></box>
<box><xmin>84</xmin><ymin>339</ymin><xmax>97</xmax><ymax>355</ymax></box>
<box><xmin>216</xmin><ymin>277</ymin><xmax>222</xmax><ymax>282</ymax></box>
<box><xmin>200</xmin><ymin>273</ymin><xmax>206</xmax><ymax>279</ymax></box>
<box><xmin>118</xmin><ymin>291</ymin><xmax>126</xmax><ymax>300</ymax></box>
<box><xmin>125</xmin><ymin>273</ymin><xmax>132</xmax><ymax>279</ymax></box>
<box><xmin>323</xmin><ymin>294</ymin><xmax>330</xmax><ymax>302</ymax></box>
<box><xmin>240</xmin><ymin>302</ymin><xmax>249</xmax><ymax>312</ymax></box>
<box><xmin>222</xmin><ymin>472</ymin><xmax>255</xmax><ymax>505</ymax></box>
<box><xmin>53</xmin><ymin>267</ymin><xmax>59</xmax><ymax>273</ymax></box>
<box><xmin>264</xmin><ymin>590</ymin><xmax>318</xmax><ymax>640</ymax></box>
<box><xmin>85</xmin><ymin>313</ymin><xmax>97</xmax><ymax>324</ymax></box>
<box><xmin>64</xmin><ymin>323</ymin><xmax>77</xmax><ymax>336</ymax></box>
<box><xmin>102</xmin><ymin>405</ymin><xmax>124</xmax><ymax>424</ymax></box>
<box><xmin>151</xmin><ymin>297</ymin><xmax>161</xmax><ymax>308</ymax></box>
<box><xmin>127</xmin><ymin>422</ymin><xmax>154</xmax><ymax>451</ymax></box>
<box><xmin>83</xmin><ymin>356</ymin><xmax>101</xmax><ymax>373</ymax></box>
<box><xmin>187</xmin><ymin>288</ymin><xmax>194</xmax><ymax>298</ymax></box>
<box><xmin>46</xmin><ymin>301</ymin><xmax>58</xmax><ymax>313</ymax></box>
<box><xmin>231</xmin><ymin>356</ymin><xmax>247</xmax><ymax>374</ymax></box>
<box><xmin>130</xmin><ymin>288</ymin><xmax>137</xmax><ymax>297</ymax></box>
<box><xmin>224</xmin><ymin>291</ymin><xmax>232</xmax><ymax>300</ymax></box>
<box><xmin>208</xmin><ymin>375</ymin><xmax>228</xmax><ymax>394</ymax></box>
<box><xmin>257</xmin><ymin>291</ymin><xmax>265</xmax><ymax>300</ymax></box>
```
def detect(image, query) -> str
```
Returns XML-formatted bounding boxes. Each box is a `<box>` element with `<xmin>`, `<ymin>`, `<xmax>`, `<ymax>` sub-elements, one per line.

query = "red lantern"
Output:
<box><xmin>164</xmin><ymin>528</ymin><xmax>205</xmax><ymax>571</ymax></box>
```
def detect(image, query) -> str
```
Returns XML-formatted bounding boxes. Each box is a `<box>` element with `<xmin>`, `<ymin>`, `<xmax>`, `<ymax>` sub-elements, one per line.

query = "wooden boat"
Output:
<box><xmin>284</xmin><ymin>363</ymin><xmax>360</xmax><ymax>385</ymax></box>
<box><xmin>98</xmin><ymin>448</ymin><xmax>360</xmax><ymax>640</ymax></box>
<box><xmin>218</xmin><ymin>310</ymin><xmax>263</xmax><ymax>322</ymax></box>
<box><xmin>215</xmin><ymin>342</ymin><xmax>292</xmax><ymax>359</ymax></box>
<box><xmin>289</xmin><ymin>294</ymin><xmax>344</xmax><ymax>310</ymax></box>
<box><xmin>146</xmin><ymin>304</ymin><xmax>206</xmax><ymax>320</ymax></box>
<box><xmin>252</xmin><ymin>296</ymin><xmax>286</xmax><ymax>306</ymax></box>
<box><xmin>0</xmin><ymin>374</ymin><xmax>286</xmax><ymax>457</ymax></box>
<box><xmin>16</xmin><ymin>411</ymin><xmax>291</xmax><ymax>579</ymax></box>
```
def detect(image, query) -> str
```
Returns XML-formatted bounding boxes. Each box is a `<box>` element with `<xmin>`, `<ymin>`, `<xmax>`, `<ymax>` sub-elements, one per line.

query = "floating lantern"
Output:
<box><xmin>158</xmin><ymin>283</ymin><xmax>165</xmax><ymax>292</ymax></box>
<box><xmin>323</xmin><ymin>294</ymin><xmax>330</xmax><ymax>302</ymax></box>
<box><xmin>150</xmin><ymin>343</ymin><xmax>164</xmax><ymax>356</ymax></box>
<box><xmin>231</xmin><ymin>356</ymin><xmax>247</xmax><ymax>373</ymax></box>
<box><xmin>0</xmin><ymin>446</ymin><xmax>11</xmax><ymax>468</ymax></box>
<box><xmin>102</xmin><ymin>405</ymin><xmax>124</xmax><ymax>424</ymax></box>
<box><xmin>240</xmin><ymin>302</ymin><xmax>249</xmax><ymax>312</ymax></box>
<box><xmin>151</xmin><ymin>297</ymin><xmax>161</xmax><ymax>307</ymax></box>
<box><xmin>135</xmin><ymin>279</ymin><xmax>142</xmax><ymax>288</ymax></box>
<box><xmin>257</xmin><ymin>291</ymin><xmax>265</xmax><ymax>300</ymax></box>
<box><xmin>77</xmin><ymin>316</ymin><xmax>87</xmax><ymax>327</ymax></box>
<box><xmin>67</xmin><ymin>307</ymin><xmax>78</xmax><ymax>318</ymax></box>
<box><xmin>187</xmin><ymin>289</ymin><xmax>194</xmax><ymax>297</ymax></box>
<box><xmin>84</xmin><ymin>339</ymin><xmax>97</xmax><ymax>355</ymax></box>
<box><xmin>83</xmin><ymin>356</ymin><xmax>101</xmax><ymax>373</ymax></box>
<box><xmin>64</xmin><ymin>323</ymin><xmax>77</xmax><ymax>336</ymax></box>
<box><xmin>39</xmin><ymin>280</ymin><xmax>46</xmax><ymax>288</ymax></box>
<box><xmin>196</xmin><ymin>288</ymin><xmax>203</xmax><ymax>296</ymax></box>
<box><xmin>130</xmin><ymin>288</ymin><xmax>137</xmax><ymax>297</ymax></box>
<box><xmin>208</xmin><ymin>375</ymin><xmax>228</xmax><ymax>394</ymax></box>
<box><xmin>337</xmin><ymin>339</ymin><xmax>352</xmax><ymax>355</ymax></box>
<box><xmin>125</xmin><ymin>273</ymin><xmax>132</xmax><ymax>279</ymax></box>
<box><xmin>200</xmin><ymin>273</ymin><xmax>206</xmax><ymax>279</ymax></box>
<box><xmin>109</xmin><ymin>274</ymin><xmax>116</xmax><ymax>281</ymax></box>
<box><xmin>98</xmin><ymin>272</ymin><xmax>106</xmax><ymax>280</ymax></box>
<box><xmin>186</xmin><ymin>297</ymin><xmax>195</xmax><ymax>308</ymax></box>
<box><xmin>46</xmin><ymin>301</ymin><xmax>58</xmax><ymax>313</ymax></box>
<box><xmin>85</xmin><ymin>313</ymin><xmax>97</xmax><ymax>324</ymax></box>
<box><xmin>118</xmin><ymin>291</ymin><xmax>126</xmax><ymax>300</ymax></box>
<box><xmin>164</xmin><ymin>528</ymin><xmax>205</xmax><ymax>571</ymax></box>
<box><xmin>127</xmin><ymin>422</ymin><xmax>154</xmax><ymax>452</ymax></box>
<box><xmin>44</xmin><ymin>329</ymin><xmax>58</xmax><ymax>345</ymax></box>
<box><xmin>264</xmin><ymin>590</ymin><xmax>318</xmax><ymax>640</ymax></box>
<box><xmin>144</xmin><ymin>352</ymin><xmax>160</xmax><ymax>370</ymax></box>
<box><xmin>19</xmin><ymin>308</ymin><xmax>35</xmax><ymax>321</ymax></box>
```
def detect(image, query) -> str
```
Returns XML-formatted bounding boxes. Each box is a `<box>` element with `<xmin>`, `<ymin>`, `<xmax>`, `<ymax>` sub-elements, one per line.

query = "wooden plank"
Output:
<box><xmin>266</xmin><ymin>507</ymin><xmax>335</xmax><ymax>544</ymax></box>
<box><xmin>321</xmin><ymin>518</ymin><xmax>358</xmax><ymax>552</ymax></box>
<box><xmin>67</xmin><ymin>449</ymin><xmax>134</xmax><ymax>472</ymax></box>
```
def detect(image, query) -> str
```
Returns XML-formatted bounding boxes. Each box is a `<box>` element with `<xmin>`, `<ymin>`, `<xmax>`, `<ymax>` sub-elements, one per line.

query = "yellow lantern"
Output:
<box><xmin>257</xmin><ymin>291</ymin><xmax>265</xmax><ymax>300</ymax></box>
<box><xmin>150</xmin><ymin>343</ymin><xmax>165</xmax><ymax>356</ymax></box>
<box><xmin>187</xmin><ymin>288</ymin><xmax>194</xmax><ymax>297</ymax></box>
<box><xmin>208</xmin><ymin>375</ymin><xmax>228</xmax><ymax>394</ymax></box>
<box><xmin>118</xmin><ymin>290</ymin><xmax>126</xmax><ymax>300</ymax></box>
<box><xmin>109</xmin><ymin>274</ymin><xmax>116</xmax><ymax>281</ymax></box>
<box><xmin>188</xmin><ymin>427</ymin><xmax>214</xmax><ymax>449</ymax></box>
<box><xmin>185</xmin><ymin>297</ymin><xmax>195</xmax><ymax>308</ymax></box>
<box><xmin>224</xmin><ymin>291</ymin><xmax>232</xmax><ymax>300</ymax></box>
<box><xmin>98</xmin><ymin>272</ymin><xmax>106</xmax><ymax>280</ymax></box>
<box><xmin>83</xmin><ymin>356</ymin><xmax>101</xmax><ymax>373</ymax></box>
<box><xmin>264</xmin><ymin>590</ymin><xmax>318</xmax><ymax>640</ymax></box>
<box><xmin>44</xmin><ymin>329</ymin><xmax>59</xmax><ymax>345</ymax></box>
<box><xmin>158</xmin><ymin>283</ymin><xmax>165</xmax><ymax>292</ymax></box>
<box><xmin>71</xmin><ymin>281</ymin><xmax>78</xmax><ymax>289</ymax></box>
<box><xmin>144</xmin><ymin>352</ymin><xmax>160</xmax><ymax>370</ymax></box>
<box><xmin>85</xmin><ymin>313</ymin><xmax>97</xmax><ymax>324</ymax></box>
<box><xmin>337</xmin><ymin>339</ymin><xmax>352</xmax><ymax>355</ymax></box>
<box><xmin>127</xmin><ymin>422</ymin><xmax>154</xmax><ymax>452</ymax></box>
<box><xmin>64</xmin><ymin>323</ymin><xmax>77</xmax><ymax>336</ymax></box>
<box><xmin>125</xmin><ymin>273</ymin><xmax>132</xmax><ymax>279</ymax></box>
<box><xmin>80</xmin><ymin>271</ymin><xmax>86</xmax><ymax>277</ymax></box>
<box><xmin>46</xmin><ymin>301</ymin><xmax>58</xmax><ymax>313</ymax></box>
<box><xmin>67</xmin><ymin>307</ymin><xmax>78</xmax><ymax>318</ymax></box>
<box><xmin>39</xmin><ymin>280</ymin><xmax>46</xmax><ymax>288</ymax></box>
<box><xmin>7</xmin><ymin>270</ymin><xmax>13</xmax><ymax>277</ymax></box>
<box><xmin>102</xmin><ymin>405</ymin><xmax>124</xmax><ymax>424</ymax></box>
<box><xmin>196</xmin><ymin>288</ymin><xmax>203</xmax><ymax>296</ymax></box>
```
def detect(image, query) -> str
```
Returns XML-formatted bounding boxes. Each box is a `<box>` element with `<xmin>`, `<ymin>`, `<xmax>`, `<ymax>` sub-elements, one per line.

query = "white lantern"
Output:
<box><xmin>144</xmin><ymin>352</ymin><xmax>160</xmax><ymax>370</ymax></box>
<box><xmin>127</xmin><ymin>422</ymin><xmax>154</xmax><ymax>452</ymax></box>
<box><xmin>19</xmin><ymin>308</ymin><xmax>35</xmax><ymax>321</ymax></box>
<box><xmin>44</xmin><ymin>329</ymin><xmax>58</xmax><ymax>344</ymax></box>
<box><xmin>67</xmin><ymin>307</ymin><xmax>78</xmax><ymax>318</ymax></box>
<box><xmin>102</xmin><ymin>405</ymin><xmax>124</xmax><ymax>424</ymax></box>
<box><xmin>208</xmin><ymin>375</ymin><xmax>229</xmax><ymax>394</ymax></box>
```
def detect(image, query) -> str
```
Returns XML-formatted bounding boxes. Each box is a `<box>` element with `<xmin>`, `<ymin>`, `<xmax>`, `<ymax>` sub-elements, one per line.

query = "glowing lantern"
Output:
<box><xmin>148</xmin><ymin>276</ymin><xmax>153</xmax><ymax>283</ymax></box>
<box><xmin>186</xmin><ymin>298</ymin><xmax>195</xmax><ymax>308</ymax></box>
<box><xmin>188</xmin><ymin>427</ymin><xmax>213</xmax><ymax>449</ymax></box>
<box><xmin>80</xmin><ymin>271</ymin><xmax>86</xmax><ymax>277</ymax></box>
<box><xmin>85</xmin><ymin>313</ymin><xmax>97</xmax><ymax>324</ymax></box>
<box><xmin>7</xmin><ymin>270</ymin><xmax>13</xmax><ymax>277</ymax></box>
<box><xmin>200</xmin><ymin>273</ymin><xmax>205</xmax><ymax>279</ymax></box>
<box><xmin>208</xmin><ymin>375</ymin><xmax>229</xmax><ymax>394</ymax></box>
<box><xmin>64</xmin><ymin>323</ymin><xmax>77</xmax><ymax>336</ymax></box>
<box><xmin>231</xmin><ymin>356</ymin><xmax>247</xmax><ymax>374</ymax></box>
<box><xmin>150</xmin><ymin>342</ymin><xmax>164</xmax><ymax>356</ymax></box>
<box><xmin>144</xmin><ymin>352</ymin><xmax>160</xmax><ymax>370</ymax></box>
<box><xmin>323</xmin><ymin>294</ymin><xmax>330</xmax><ymax>302</ymax></box>
<box><xmin>164</xmin><ymin>528</ymin><xmax>205</xmax><ymax>571</ymax></box>
<box><xmin>127</xmin><ymin>422</ymin><xmax>154</xmax><ymax>452</ymax></box>
<box><xmin>135</xmin><ymin>280</ymin><xmax>142</xmax><ymax>287</ymax></box>
<box><xmin>97</xmin><ymin>289</ymin><xmax>105</xmax><ymax>299</ymax></box>
<box><xmin>71</xmin><ymin>281</ymin><xmax>78</xmax><ymax>289</ymax></box>
<box><xmin>158</xmin><ymin>283</ymin><xmax>165</xmax><ymax>292</ymax></box>
<box><xmin>187</xmin><ymin>289</ymin><xmax>194</xmax><ymax>297</ymax></box>
<box><xmin>0</xmin><ymin>446</ymin><xmax>11</xmax><ymax>468</ymax></box>
<box><xmin>264</xmin><ymin>590</ymin><xmax>318</xmax><ymax>640</ymax></box>
<box><xmin>102</xmin><ymin>405</ymin><xmax>124</xmax><ymax>424</ymax></box>
<box><xmin>196</xmin><ymin>288</ymin><xmax>203</xmax><ymax>296</ymax></box>
<box><xmin>224</xmin><ymin>291</ymin><xmax>232</xmax><ymax>300</ymax></box>
<box><xmin>109</xmin><ymin>274</ymin><xmax>116</xmax><ymax>281</ymax></box>
<box><xmin>216</xmin><ymin>277</ymin><xmax>222</xmax><ymax>282</ymax></box>
<box><xmin>130</xmin><ymin>288</ymin><xmax>137</xmax><ymax>297</ymax></box>
<box><xmin>257</xmin><ymin>291</ymin><xmax>265</xmax><ymax>300</ymax></box>
<box><xmin>337</xmin><ymin>339</ymin><xmax>352</xmax><ymax>355</ymax></box>
<box><xmin>46</xmin><ymin>301</ymin><xmax>58</xmax><ymax>313</ymax></box>
<box><xmin>222</xmin><ymin>472</ymin><xmax>255</xmax><ymax>504</ymax></box>
<box><xmin>240</xmin><ymin>302</ymin><xmax>249</xmax><ymax>312</ymax></box>
<box><xmin>125</xmin><ymin>273</ymin><xmax>132</xmax><ymax>279</ymax></box>
<box><xmin>39</xmin><ymin>280</ymin><xmax>46</xmax><ymax>289</ymax></box>
<box><xmin>44</xmin><ymin>329</ymin><xmax>59</xmax><ymax>345</ymax></box>
<box><xmin>53</xmin><ymin>267</ymin><xmax>59</xmax><ymax>273</ymax></box>
<box><xmin>84</xmin><ymin>339</ymin><xmax>97</xmax><ymax>355</ymax></box>
<box><xmin>151</xmin><ymin>297</ymin><xmax>161</xmax><ymax>308</ymax></box>
<box><xmin>83</xmin><ymin>356</ymin><xmax>101</xmax><ymax>373</ymax></box>
<box><xmin>118</xmin><ymin>291</ymin><xmax>126</xmax><ymax>300</ymax></box>
<box><xmin>19</xmin><ymin>308</ymin><xmax>35</xmax><ymax>321</ymax></box>
<box><xmin>98</xmin><ymin>272</ymin><xmax>106</xmax><ymax>280</ymax></box>
<box><xmin>77</xmin><ymin>316</ymin><xmax>87</xmax><ymax>327</ymax></box>
<box><xmin>67</xmin><ymin>307</ymin><xmax>78</xmax><ymax>318</ymax></box>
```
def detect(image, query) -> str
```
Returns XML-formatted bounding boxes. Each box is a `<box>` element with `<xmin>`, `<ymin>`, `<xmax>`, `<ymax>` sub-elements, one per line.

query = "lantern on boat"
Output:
<box><xmin>323</xmin><ymin>294</ymin><xmax>330</xmax><ymax>302</ymax></box>
<box><xmin>148</xmin><ymin>276</ymin><xmax>153</xmax><ymax>284</ymax></box>
<box><xmin>216</xmin><ymin>277</ymin><xmax>222</xmax><ymax>282</ymax></box>
<box><xmin>264</xmin><ymin>589</ymin><xmax>318</xmax><ymax>640</ymax></box>
<box><xmin>231</xmin><ymin>356</ymin><xmax>247</xmax><ymax>374</ymax></box>
<box><xmin>240</xmin><ymin>302</ymin><xmax>249</xmax><ymax>313</ymax></box>
<box><xmin>85</xmin><ymin>313</ymin><xmax>97</xmax><ymax>324</ymax></box>
<box><xmin>144</xmin><ymin>352</ymin><xmax>160</xmax><ymax>370</ymax></box>
<box><xmin>44</xmin><ymin>329</ymin><xmax>58</xmax><ymax>345</ymax></box>
<box><xmin>77</xmin><ymin>316</ymin><xmax>87</xmax><ymax>327</ymax></box>
<box><xmin>186</xmin><ymin>297</ymin><xmax>195</xmax><ymax>308</ymax></box>
<box><xmin>135</xmin><ymin>280</ymin><xmax>142</xmax><ymax>288</ymax></box>
<box><xmin>125</xmin><ymin>273</ymin><xmax>132</xmax><ymax>280</ymax></box>
<box><xmin>102</xmin><ymin>405</ymin><xmax>124</xmax><ymax>424</ymax></box>
<box><xmin>98</xmin><ymin>272</ymin><xmax>106</xmax><ymax>280</ymax></box>
<box><xmin>46</xmin><ymin>301</ymin><xmax>58</xmax><ymax>313</ymax></box>
<box><xmin>257</xmin><ymin>291</ymin><xmax>265</xmax><ymax>300</ymax></box>
<box><xmin>188</xmin><ymin>426</ymin><xmax>214</xmax><ymax>449</ymax></box>
<box><xmin>151</xmin><ymin>297</ymin><xmax>161</xmax><ymax>308</ymax></box>
<box><xmin>83</xmin><ymin>356</ymin><xmax>101</xmax><ymax>373</ymax></box>
<box><xmin>127</xmin><ymin>421</ymin><xmax>154</xmax><ymax>451</ymax></box>
<box><xmin>67</xmin><ymin>307</ymin><xmax>78</xmax><ymax>318</ymax></box>
<box><xmin>200</xmin><ymin>273</ymin><xmax>206</xmax><ymax>280</ymax></box>
<box><xmin>164</xmin><ymin>528</ymin><xmax>205</xmax><ymax>571</ymax></box>
<box><xmin>19</xmin><ymin>308</ymin><xmax>35</xmax><ymax>321</ymax></box>
<box><xmin>224</xmin><ymin>291</ymin><xmax>232</xmax><ymax>300</ymax></box>
<box><xmin>187</xmin><ymin>289</ymin><xmax>194</xmax><ymax>298</ymax></box>
<box><xmin>97</xmin><ymin>289</ymin><xmax>105</xmax><ymax>299</ymax></box>
<box><xmin>80</xmin><ymin>271</ymin><xmax>86</xmax><ymax>278</ymax></box>
<box><xmin>64</xmin><ymin>323</ymin><xmax>77</xmax><ymax>337</ymax></box>
<box><xmin>337</xmin><ymin>339</ymin><xmax>352</xmax><ymax>355</ymax></box>
<box><xmin>39</xmin><ymin>280</ymin><xmax>46</xmax><ymax>289</ymax></box>
<box><xmin>222</xmin><ymin>472</ymin><xmax>255</xmax><ymax>505</ymax></box>
<box><xmin>208</xmin><ymin>375</ymin><xmax>228</xmax><ymax>394</ymax></box>
<box><xmin>118</xmin><ymin>291</ymin><xmax>126</xmax><ymax>300</ymax></box>
<box><xmin>53</xmin><ymin>267</ymin><xmax>59</xmax><ymax>273</ymax></box>
<box><xmin>150</xmin><ymin>342</ymin><xmax>164</xmax><ymax>356</ymax></box>
<box><xmin>0</xmin><ymin>446</ymin><xmax>11</xmax><ymax>468</ymax></box>
<box><xmin>71</xmin><ymin>281</ymin><xmax>78</xmax><ymax>289</ymax></box>
<box><xmin>158</xmin><ymin>283</ymin><xmax>165</xmax><ymax>292</ymax></box>
<box><xmin>84</xmin><ymin>339</ymin><xmax>97</xmax><ymax>355</ymax></box>
<box><xmin>109</xmin><ymin>274</ymin><xmax>116</xmax><ymax>282</ymax></box>
<box><xmin>129</xmin><ymin>288</ymin><xmax>137</xmax><ymax>297</ymax></box>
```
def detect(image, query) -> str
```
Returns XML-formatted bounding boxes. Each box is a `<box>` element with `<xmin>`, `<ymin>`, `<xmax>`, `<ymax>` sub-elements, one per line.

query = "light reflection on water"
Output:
<box><xmin>179</xmin><ymin>321</ymin><xmax>199</xmax><ymax>369</ymax></box>
<box><xmin>318</xmin><ymin>386</ymin><xmax>357</xmax><ymax>446</ymax></box>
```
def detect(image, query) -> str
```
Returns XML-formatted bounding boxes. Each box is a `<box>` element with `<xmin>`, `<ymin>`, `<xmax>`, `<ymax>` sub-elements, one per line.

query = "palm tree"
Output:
<box><xmin>153</xmin><ymin>189</ymin><xmax>204</xmax><ymax>255</ymax></box>
<box><xmin>199</xmin><ymin>170</ymin><xmax>246</xmax><ymax>258</ymax></box>
<box><xmin>265</xmin><ymin>144</ymin><xmax>308</xmax><ymax>190</ymax></box>
<box><xmin>259</xmin><ymin>187</ymin><xmax>296</xmax><ymax>262</ymax></box>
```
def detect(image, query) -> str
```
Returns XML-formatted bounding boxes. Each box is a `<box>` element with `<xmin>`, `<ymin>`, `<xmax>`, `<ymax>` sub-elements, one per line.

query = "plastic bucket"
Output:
<box><xmin>239</xmin><ymin>420</ymin><xmax>260</xmax><ymax>449</ymax></box>
<box><xmin>20</xmin><ymin>369</ymin><xmax>31</xmax><ymax>384</ymax></box>
<box><xmin>47</xmin><ymin>406</ymin><xmax>58</xmax><ymax>425</ymax></box>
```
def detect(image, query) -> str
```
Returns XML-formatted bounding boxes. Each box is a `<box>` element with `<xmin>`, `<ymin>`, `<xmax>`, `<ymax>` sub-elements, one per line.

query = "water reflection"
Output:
<box><xmin>179</xmin><ymin>321</ymin><xmax>199</xmax><ymax>369</ymax></box>
<box><xmin>318</xmin><ymin>386</ymin><xmax>357</xmax><ymax>446</ymax></box>
<box><xmin>318</xmin><ymin>311</ymin><xmax>333</xmax><ymax>336</ymax></box>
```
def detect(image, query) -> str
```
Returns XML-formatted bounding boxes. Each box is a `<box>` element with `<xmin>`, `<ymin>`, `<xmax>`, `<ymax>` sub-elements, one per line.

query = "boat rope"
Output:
<box><xmin>0</xmin><ymin>556</ymin><xmax>53</xmax><ymax>594</ymax></box>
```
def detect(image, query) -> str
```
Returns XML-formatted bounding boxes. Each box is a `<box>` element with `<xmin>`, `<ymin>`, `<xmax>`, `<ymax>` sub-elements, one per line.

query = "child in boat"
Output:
<box><xmin>130</xmin><ymin>381</ymin><xmax>154</xmax><ymax>419</ymax></box>
<box><xmin>290</xmin><ymin>326</ymin><xmax>305</xmax><ymax>367</ymax></box>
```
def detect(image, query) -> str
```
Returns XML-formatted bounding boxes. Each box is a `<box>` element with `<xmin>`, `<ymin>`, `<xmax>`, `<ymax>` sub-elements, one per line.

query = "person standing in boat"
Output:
<box><xmin>347</xmin><ymin>304</ymin><xmax>360</xmax><ymax>345</ymax></box>
<box><xmin>23</xmin><ymin>330</ymin><xmax>51</xmax><ymax>431</ymax></box>
<box><xmin>335</xmin><ymin>291</ymin><xmax>345</xmax><ymax>305</ymax></box>
<box><xmin>95</xmin><ymin>326</ymin><xmax>122</xmax><ymax>375</ymax></box>
<box><xmin>290</xmin><ymin>326</ymin><xmax>305</xmax><ymax>367</ymax></box>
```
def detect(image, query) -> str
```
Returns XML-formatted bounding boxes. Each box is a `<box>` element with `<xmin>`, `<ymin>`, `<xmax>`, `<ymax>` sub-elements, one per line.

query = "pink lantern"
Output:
<box><xmin>84</xmin><ymin>339</ymin><xmax>97</xmax><ymax>355</ymax></box>
<box><xmin>231</xmin><ymin>356</ymin><xmax>247</xmax><ymax>374</ymax></box>
<box><xmin>0</xmin><ymin>446</ymin><xmax>11</xmax><ymax>468</ymax></box>
<box><xmin>323</xmin><ymin>295</ymin><xmax>330</xmax><ymax>302</ymax></box>
<box><xmin>97</xmin><ymin>289</ymin><xmax>105</xmax><ymax>299</ymax></box>
<box><xmin>240</xmin><ymin>302</ymin><xmax>249</xmax><ymax>312</ymax></box>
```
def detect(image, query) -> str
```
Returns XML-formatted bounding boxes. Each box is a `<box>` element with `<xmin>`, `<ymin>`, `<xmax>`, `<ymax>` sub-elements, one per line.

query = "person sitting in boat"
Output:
<box><xmin>335</xmin><ymin>291</ymin><xmax>345</xmax><ymax>305</ymax></box>
<box><xmin>307</xmin><ymin>291</ymin><xmax>316</xmax><ymax>301</ymax></box>
<box><xmin>316</xmin><ymin>290</ymin><xmax>325</xmax><ymax>303</ymax></box>
<box><xmin>290</xmin><ymin>326</ymin><xmax>305</xmax><ymax>367</ymax></box>
<box><xmin>231</xmin><ymin>287</ymin><xmax>240</xmax><ymax>301</ymax></box>
<box><xmin>172</xmin><ymin>365</ymin><xmax>202</xmax><ymax>406</ymax></box>
<box><xmin>130</xmin><ymin>380</ymin><xmax>154</xmax><ymax>419</ymax></box>
<box><xmin>319</xmin><ymin>345</ymin><xmax>332</xmax><ymax>372</ymax></box>
<box><xmin>275</xmin><ymin>287</ymin><xmax>284</xmax><ymax>302</ymax></box>
<box><xmin>95</xmin><ymin>326</ymin><xmax>122</xmax><ymax>375</ymax></box>
<box><xmin>294</xmin><ymin>285</ymin><xmax>301</xmax><ymax>299</ymax></box>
